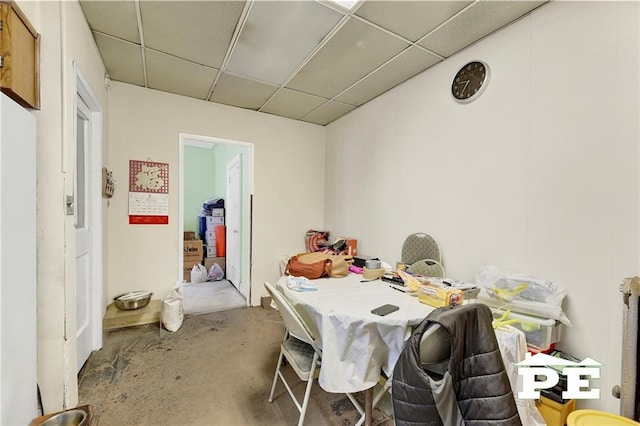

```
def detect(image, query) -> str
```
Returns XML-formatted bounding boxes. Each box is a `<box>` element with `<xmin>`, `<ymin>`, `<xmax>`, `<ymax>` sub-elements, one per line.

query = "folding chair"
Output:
<box><xmin>401</xmin><ymin>232</ymin><xmax>446</xmax><ymax>277</ymax></box>
<box><xmin>264</xmin><ymin>282</ymin><xmax>364</xmax><ymax>426</ymax></box>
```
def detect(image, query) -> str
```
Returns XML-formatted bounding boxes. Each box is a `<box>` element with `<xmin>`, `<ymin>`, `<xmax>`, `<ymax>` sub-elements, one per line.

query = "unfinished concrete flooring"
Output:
<box><xmin>78</xmin><ymin>306</ymin><xmax>393</xmax><ymax>425</ymax></box>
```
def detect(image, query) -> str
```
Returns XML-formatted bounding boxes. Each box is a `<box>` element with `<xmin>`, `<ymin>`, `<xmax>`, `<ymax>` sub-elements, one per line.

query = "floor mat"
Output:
<box><xmin>183</xmin><ymin>280</ymin><xmax>246</xmax><ymax>315</ymax></box>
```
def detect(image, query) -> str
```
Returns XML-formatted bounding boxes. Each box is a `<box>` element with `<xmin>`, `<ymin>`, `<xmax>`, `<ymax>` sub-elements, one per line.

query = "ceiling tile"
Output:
<box><xmin>419</xmin><ymin>1</ymin><xmax>546</xmax><ymax>57</ymax></box>
<box><xmin>336</xmin><ymin>46</ymin><xmax>441</xmax><ymax>106</ymax></box>
<box><xmin>355</xmin><ymin>0</ymin><xmax>472</xmax><ymax>42</ymax></box>
<box><xmin>140</xmin><ymin>1</ymin><xmax>245</xmax><ymax>68</ymax></box>
<box><xmin>302</xmin><ymin>101</ymin><xmax>355</xmax><ymax>126</ymax></box>
<box><xmin>210</xmin><ymin>73</ymin><xmax>279</xmax><ymax>110</ymax></box>
<box><xmin>261</xmin><ymin>89</ymin><xmax>327</xmax><ymax>120</ymax></box>
<box><xmin>79</xmin><ymin>0</ymin><xmax>140</xmax><ymax>44</ymax></box>
<box><xmin>226</xmin><ymin>1</ymin><xmax>343</xmax><ymax>85</ymax></box>
<box><xmin>145</xmin><ymin>50</ymin><xmax>218</xmax><ymax>100</ymax></box>
<box><xmin>286</xmin><ymin>18</ymin><xmax>409</xmax><ymax>99</ymax></box>
<box><xmin>93</xmin><ymin>32</ymin><xmax>144</xmax><ymax>86</ymax></box>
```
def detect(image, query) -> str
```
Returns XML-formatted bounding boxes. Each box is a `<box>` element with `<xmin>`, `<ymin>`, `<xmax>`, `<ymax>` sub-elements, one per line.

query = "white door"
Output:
<box><xmin>75</xmin><ymin>94</ymin><xmax>93</xmax><ymax>372</ymax></box>
<box><xmin>226</xmin><ymin>154</ymin><xmax>243</xmax><ymax>297</ymax></box>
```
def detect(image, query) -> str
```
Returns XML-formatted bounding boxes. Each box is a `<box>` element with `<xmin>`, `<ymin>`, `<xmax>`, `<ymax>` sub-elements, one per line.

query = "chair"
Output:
<box><xmin>392</xmin><ymin>304</ymin><xmax>520</xmax><ymax>426</ymax></box>
<box><xmin>401</xmin><ymin>233</ymin><xmax>446</xmax><ymax>277</ymax></box>
<box><xmin>264</xmin><ymin>282</ymin><xmax>364</xmax><ymax>426</ymax></box>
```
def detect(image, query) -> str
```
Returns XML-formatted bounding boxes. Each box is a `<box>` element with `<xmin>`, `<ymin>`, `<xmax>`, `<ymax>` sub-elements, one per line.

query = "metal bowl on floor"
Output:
<box><xmin>113</xmin><ymin>291</ymin><xmax>153</xmax><ymax>310</ymax></box>
<box><xmin>39</xmin><ymin>409</ymin><xmax>87</xmax><ymax>426</ymax></box>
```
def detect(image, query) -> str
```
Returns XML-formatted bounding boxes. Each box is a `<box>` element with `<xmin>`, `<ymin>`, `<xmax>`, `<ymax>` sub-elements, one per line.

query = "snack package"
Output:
<box><xmin>418</xmin><ymin>280</ymin><xmax>462</xmax><ymax>308</ymax></box>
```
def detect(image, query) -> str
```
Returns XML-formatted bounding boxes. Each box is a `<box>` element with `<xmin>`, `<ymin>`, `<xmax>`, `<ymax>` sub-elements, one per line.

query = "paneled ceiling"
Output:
<box><xmin>80</xmin><ymin>0</ymin><xmax>546</xmax><ymax>126</ymax></box>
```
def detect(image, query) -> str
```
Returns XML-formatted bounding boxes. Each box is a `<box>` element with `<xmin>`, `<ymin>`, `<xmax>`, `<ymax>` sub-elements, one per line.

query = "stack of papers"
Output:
<box><xmin>430</xmin><ymin>278</ymin><xmax>478</xmax><ymax>290</ymax></box>
<box><xmin>287</xmin><ymin>276</ymin><xmax>318</xmax><ymax>292</ymax></box>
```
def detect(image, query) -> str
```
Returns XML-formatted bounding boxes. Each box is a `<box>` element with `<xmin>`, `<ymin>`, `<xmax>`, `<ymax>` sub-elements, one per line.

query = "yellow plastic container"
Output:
<box><xmin>567</xmin><ymin>409</ymin><xmax>640</xmax><ymax>425</ymax></box>
<box><xmin>536</xmin><ymin>396</ymin><xmax>575</xmax><ymax>426</ymax></box>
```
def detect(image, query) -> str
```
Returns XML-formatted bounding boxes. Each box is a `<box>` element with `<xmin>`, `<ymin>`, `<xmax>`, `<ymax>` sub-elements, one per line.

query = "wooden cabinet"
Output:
<box><xmin>0</xmin><ymin>1</ymin><xmax>39</xmax><ymax>109</ymax></box>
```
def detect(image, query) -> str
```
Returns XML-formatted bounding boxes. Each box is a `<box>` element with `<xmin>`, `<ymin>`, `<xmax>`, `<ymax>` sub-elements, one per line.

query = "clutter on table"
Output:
<box><xmin>304</xmin><ymin>229</ymin><xmax>357</xmax><ymax>256</ymax></box>
<box><xmin>476</xmin><ymin>265</ymin><xmax>571</xmax><ymax>354</ymax></box>
<box><xmin>476</xmin><ymin>265</ymin><xmax>571</xmax><ymax>326</ymax></box>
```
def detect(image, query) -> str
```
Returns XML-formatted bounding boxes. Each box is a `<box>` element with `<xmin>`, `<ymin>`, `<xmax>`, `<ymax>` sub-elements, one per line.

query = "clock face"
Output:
<box><xmin>451</xmin><ymin>61</ymin><xmax>489</xmax><ymax>103</ymax></box>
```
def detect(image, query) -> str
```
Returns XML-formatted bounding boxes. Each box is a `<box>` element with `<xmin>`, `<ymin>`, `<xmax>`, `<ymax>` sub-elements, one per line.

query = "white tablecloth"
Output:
<box><xmin>275</xmin><ymin>273</ymin><xmax>434</xmax><ymax>393</ymax></box>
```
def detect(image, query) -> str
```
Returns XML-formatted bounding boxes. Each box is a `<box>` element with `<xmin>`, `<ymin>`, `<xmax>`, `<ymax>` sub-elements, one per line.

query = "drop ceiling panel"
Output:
<box><xmin>261</xmin><ymin>88</ymin><xmax>327</xmax><ymax>120</ymax></box>
<box><xmin>286</xmin><ymin>18</ymin><xmax>410</xmax><ymax>99</ymax></box>
<box><xmin>355</xmin><ymin>0</ymin><xmax>472</xmax><ymax>42</ymax></box>
<box><xmin>81</xmin><ymin>0</ymin><xmax>550</xmax><ymax>125</ymax></box>
<box><xmin>302</xmin><ymin>101</ymin><xmax>355</xmax><ymax>126</ymax></box>
<box><xmin>210</xmin><ymin>73</ymin><xmax>279</xmax><ymax>110</ymax></box>
<box><xmin>140</xmin><ymin>1</ymin><xmax>245</xmax><ymax>68</ymax></box>
<box><xmin>79</xmin><ymin>1</ymin><xmax>140</xmax><ymax>44</ymax></box>
<box><xmin>336</xmin><ymin>47</ymin><xmax>441</xmax><ymax>106</ymax></box>
<box><xmin>419</xmin><ymin>1</ymin><xmax>546</xmax><ymax>57</ymax></box>
<box><xmin>226</xmin><ymin>1</ymin><xmax>343</xmax><ymax>85</ymax></box>
<box><xmin>145</xmin><ymin>50</ymin><xmax>218</xmax><ymax>100</ymax></box>
<box><xmin>93</xmin><ymin>32</ymin><xmax>144</xmax><ymax>86</ymax></box>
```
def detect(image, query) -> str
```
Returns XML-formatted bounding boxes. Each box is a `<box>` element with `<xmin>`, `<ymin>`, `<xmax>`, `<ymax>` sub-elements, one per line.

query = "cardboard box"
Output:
<box><xmin>183</xmin><ymin>240</ymin><xmax>203</xmax><ymax>261</ymax></box>
<box><xmin>183</xmin><ymin>259</ymin><xmax>201</xmax><ymax>282</ymax></box>
<box><xmin>211</xmin><ymin>208</ymin><xmax>224</xmax><ymax>217</ymax></box>
<box><xmin>183</xmin><ymin>231</ymin><xmax>196</xmax><ymax>241</ymax></box>
<box><xmin>204</xmin><ymin>245</ymin><xmax>217</xmax><ymax>258</ymax></box>
<box><xmin>206</xmin><ymin>216</ymin><xmax>224</xmax><ymax>229</ymax></box>
<box><xmin>205</xmin><ymin>229</ymin><xmax>216</xmax><ymax>241</ymax></box>
<box><xmin>343</xmin><ymin>238</ymin><xmax>357</xmax><ymax>256</ymax></box>
<box><xmin>204</xmin><ymin>257</ymin><xmax>225</xmax><ymax>274</ymax></box>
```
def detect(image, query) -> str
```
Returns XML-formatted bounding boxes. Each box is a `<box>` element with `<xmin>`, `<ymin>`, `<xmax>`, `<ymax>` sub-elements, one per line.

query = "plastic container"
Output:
<box><xmin>536</xmin><ymin>396</ymin><xmax>576</xmax><ymax>426</ymax></box>
<box><xmin>567</xmin><ymin>409</ymin><xmax>640</xmax><ymax>425</ymax></box>
<box><xmin>492</xmin><ymin>308</ymin><xmax>562</xmax><ymax>352</ymax></box>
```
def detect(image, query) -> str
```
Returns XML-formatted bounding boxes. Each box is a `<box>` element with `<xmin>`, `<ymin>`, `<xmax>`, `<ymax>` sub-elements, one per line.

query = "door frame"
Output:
<box><xmin>178</xmin><ymin>133</ymin><xmax>253</xmax><ymax>305</ymax></box>
<box><xmin>73</xmin><ymin>62</ymin><xmax>103</xmax><ymax>356</ymax></box>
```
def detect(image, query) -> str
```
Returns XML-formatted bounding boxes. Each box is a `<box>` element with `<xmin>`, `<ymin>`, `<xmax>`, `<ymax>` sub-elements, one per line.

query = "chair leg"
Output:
<box><xmin>297</xmin><ymin>352</ymin><xmax>319</xmax><ymax>426</ymax></box>
<box><xmin>269</xmin><ymin>350</ymin><xmax>285</xmax><ymax>403</ymax></box>
<box><xmin>347</xmin><ymin>393</ymin><xmax>365</xmax><ymax>426</ymax></box>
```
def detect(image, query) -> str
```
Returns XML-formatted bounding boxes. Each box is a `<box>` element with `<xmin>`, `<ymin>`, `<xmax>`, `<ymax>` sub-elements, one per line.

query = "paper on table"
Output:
<box><xmin>287</xmin><ymin>276</ymin><xmax>318</xmax><ymax>292</ymax></box>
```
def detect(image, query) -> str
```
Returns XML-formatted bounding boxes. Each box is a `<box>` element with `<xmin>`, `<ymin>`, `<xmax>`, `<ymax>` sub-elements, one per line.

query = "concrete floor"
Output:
<box><xmin>78</xmin><ymin>306</ymin><xmax>393</xmax><ymax>425</ymax></box>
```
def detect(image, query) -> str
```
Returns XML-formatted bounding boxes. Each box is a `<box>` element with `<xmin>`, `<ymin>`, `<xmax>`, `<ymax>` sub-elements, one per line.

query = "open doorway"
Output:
<box><xmin>178</xmin><ymin>133</ymin><xmax>253</xmax><ymax>314</ymax></box>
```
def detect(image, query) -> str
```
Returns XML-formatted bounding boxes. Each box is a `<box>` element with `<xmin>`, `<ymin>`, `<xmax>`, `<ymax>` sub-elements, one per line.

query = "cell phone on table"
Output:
<box><xmin>371</xmin><ymin>304</ymin><xmax>399</xmax><ymax>316</ymax></box>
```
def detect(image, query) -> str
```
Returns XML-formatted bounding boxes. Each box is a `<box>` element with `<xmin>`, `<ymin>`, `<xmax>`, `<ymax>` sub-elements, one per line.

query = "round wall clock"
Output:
<box><xmin>451</xmin><ymin>61</ymin><xmax>490</xmax><ymax>103</ymax></box>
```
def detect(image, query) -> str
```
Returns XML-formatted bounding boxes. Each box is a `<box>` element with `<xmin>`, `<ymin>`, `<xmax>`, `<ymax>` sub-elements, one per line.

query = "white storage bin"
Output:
<box><xmin>492</xmin><ymin>308</ymin><xmax>562</xmax><ymax>352</ymax></box>
<box><xmin>205</xmin><ymin>245</ymin><xmax>217</xmax><ymax>258</ymax></box>
<box><xmin>206</xmin><ymin>215</ymin><xmax>224</xmax><ymax>229</ymax></box>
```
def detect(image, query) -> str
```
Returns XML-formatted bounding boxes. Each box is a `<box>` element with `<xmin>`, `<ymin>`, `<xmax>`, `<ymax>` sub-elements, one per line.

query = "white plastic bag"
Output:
<box><xmin>207</xmin><ymin>263</ymin><xmax>224</xmax><ymax>281</ymax></box>
<box><xmin>475</xmin><ymin>265</ymin><xmax>572</xmax><ymax>326</ymax></box>
<box><xmin>161</xmin><ymin>282</ymin><xmax>184</xmax><ymax>332</ymax></box>
<box><xmin>190</xmin><ymin>263</ymin><xmax>208</xmax><ymax>283</ymax></box>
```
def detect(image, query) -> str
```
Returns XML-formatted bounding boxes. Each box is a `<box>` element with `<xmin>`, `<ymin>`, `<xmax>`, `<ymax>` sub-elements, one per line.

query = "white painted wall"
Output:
<box><xmin>17</xmin><ymin>0</ymin><xmax>109</xmax><ymax>413</ymax></box>
<box><xmin>0</xmin><ymin>94</ymin><xmax>38</xmax><ymax>426</ymax></box>
<box><xmin>325</xmin><ymin>1</ymin><xmax>639</xmax><ymax>413</ymax></box>
<box><xmin>108</xmin><ymin>83</ymin><xmax>325</xmax><ymax>306</ymax></box>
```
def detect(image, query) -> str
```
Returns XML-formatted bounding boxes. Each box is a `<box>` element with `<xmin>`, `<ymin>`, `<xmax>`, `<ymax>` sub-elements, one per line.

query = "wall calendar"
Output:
<box><xmin>128</xmin><ymin>159</ymin><xmax>169</xmax><ymax>224</ymax></box>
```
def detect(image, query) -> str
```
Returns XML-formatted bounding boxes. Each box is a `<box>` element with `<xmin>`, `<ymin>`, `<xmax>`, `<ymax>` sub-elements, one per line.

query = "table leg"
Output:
<box><xmin>364</xmin><ymin>386</ymin><xmax>373</xmax><ymax>426</ymax></box>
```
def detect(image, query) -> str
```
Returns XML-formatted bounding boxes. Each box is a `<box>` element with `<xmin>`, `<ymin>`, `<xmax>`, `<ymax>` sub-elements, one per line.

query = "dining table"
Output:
<box><xmin>275</xmin><ymin>273</ymin><xmax>435</xmax><ymax>426</ymax></box>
